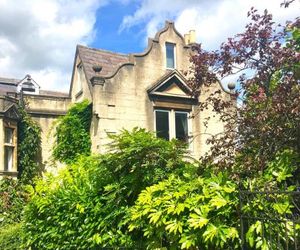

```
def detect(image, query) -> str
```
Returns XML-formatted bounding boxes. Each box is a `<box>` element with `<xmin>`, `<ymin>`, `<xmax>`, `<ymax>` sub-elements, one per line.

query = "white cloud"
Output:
<box><xmin>0</xmin><ymin>0</ymin><xmax>107</xmax><ymax>91</ymax></box>
<box><xmin>1</xmin><ymin>0</ymin><xmax>299</xmax><ymax>92</ymax></box>
<box><xmin>121</xmin><ymin>0</ymin><xmax>300</xmax><ymax>50</ymax></box>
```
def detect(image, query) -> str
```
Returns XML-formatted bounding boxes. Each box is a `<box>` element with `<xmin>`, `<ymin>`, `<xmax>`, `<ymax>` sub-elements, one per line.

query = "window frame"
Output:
<box><xmin>4</xmin><ymin>127</ymin><xmax>16</xmax><ymax>172</ymax></box>
<box><xmin>165</xmin><ymin>42</ymin><xmax>176</xmax><ymax>69</ymax></box>
<box><xmin>154</xmin><ymin>109</ymin><xmax>190</xmax><ymax>144</ymax></box>
<box><xmin>154</xmin><ymin>109</ymin><xmax>170</xmax><ymax>141</ymax></box>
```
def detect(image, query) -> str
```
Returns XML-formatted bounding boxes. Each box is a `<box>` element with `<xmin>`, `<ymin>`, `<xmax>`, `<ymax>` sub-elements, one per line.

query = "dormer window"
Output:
<box><xmin>166</xmin><ymin>43</ymin><xmax>175</xmax><ymax>69</ymax></box>
<box><xmin>17</xmin><ymin>74</ymin><xmax>40</xmax><ymax>95</ymax></box>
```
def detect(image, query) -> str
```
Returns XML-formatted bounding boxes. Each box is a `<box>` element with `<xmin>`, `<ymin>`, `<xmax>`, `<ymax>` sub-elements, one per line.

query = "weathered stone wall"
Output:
<box><xmin>25</xmin><ymin>95</ymin><xmax>71</xmax><ymax>169</ymax></box>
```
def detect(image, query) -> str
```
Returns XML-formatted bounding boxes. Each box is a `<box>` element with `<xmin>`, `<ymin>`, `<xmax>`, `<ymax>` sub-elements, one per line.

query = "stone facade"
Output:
<box><xmin>0</xmin><ymin>21</ymin><xmax>231</xmax><ymax>177</ymax></box>
<box><xmin>70</xmin><ymin>21</ymin><xmax>231</xmax><ymax>159</ymax></box>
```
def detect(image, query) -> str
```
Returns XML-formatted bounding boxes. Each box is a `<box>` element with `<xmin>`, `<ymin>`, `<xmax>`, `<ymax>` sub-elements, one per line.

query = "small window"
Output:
<box><xmin>166</xmin><ymin>43</ymin><xmax>175</xmax><ymax>69</ymax></box>
<box><xmin>155</xmin><ymin>110</ymin><xmax>169</xmax><ymax>140</ymax></box>
<box><xmin>4</xmin><ymin>128</ymin><xmax>15</xmax><ymax>171</ymax></box>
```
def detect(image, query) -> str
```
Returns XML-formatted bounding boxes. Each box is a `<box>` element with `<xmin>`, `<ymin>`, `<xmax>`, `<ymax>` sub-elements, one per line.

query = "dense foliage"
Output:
<box><xmin>187</xmin><ymin>7</ymin><xmax>300</xmax><ymax>249</ymax></box>
<box><xmin>0</xmin><ymin>177</ymin><xmax>28</xmax><ymax>227</ymax></box>
<box><xmin>18</xmin><ymin>106</ymin><xmax>42</xmax><ymax>184</ymax></box>
<box><xmin>189</xmin><ymin>9</ymin><xmax>300</xmax><ymax>180</ymax></box>
<box><xmin>22</xmin><ymin>131</ymin><xmax>299</xmax><ymax>249</ymax></box>
<box><xmin>0</xmin><ymin>223</ymin><xmax>22</xmax><ymax>250</ymax></box>
<box><xmin>129</xmin><ymin>172</ymin><xmax>239</xmax><ymax>249</ymax></box>
<box><xmin>52</xmin><ymin>100</ymin><xmax>92</xmax><ymax>164</ymax></box>
<box><xmin>0</xmin><ymin>106</ymin><xmax>41</xmax><ymax>249</ymax></box>
<box><xmin>23</xmin><ymin>128</ymin><xmax>192</xmax><ymax>249</ymax></box>
<box><xmin>0</xmin><ymin>178</ymin><xmax>28</xmax><ymax>250</ymax></box>
<box><xmin>128</xmin><ymin>150</ymin><xmax>300</xmax><ymax>250</ymax></box>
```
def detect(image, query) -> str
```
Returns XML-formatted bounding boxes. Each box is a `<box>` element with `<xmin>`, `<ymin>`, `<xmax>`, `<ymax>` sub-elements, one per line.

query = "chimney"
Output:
<box><xmin>184</xmin><ymin>33</ymin><xmax>190</xmax><ymax>45</ymax></box>
<box><xmin>189</xmin><ymin>30</ymin><xmax>196</xmax><ymax>43</ymax></box>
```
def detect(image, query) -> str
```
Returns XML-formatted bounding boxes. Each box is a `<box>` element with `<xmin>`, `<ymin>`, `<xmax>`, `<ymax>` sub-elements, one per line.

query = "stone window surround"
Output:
<box><xmin>165</xmin><ymin>42</ymin><xmax>176</xmax><ymax>69</ymax></box>
<box><xmin>154</xmin><ymin>108</ymin><xmax>191</xmax><ymax>143</ymax></box>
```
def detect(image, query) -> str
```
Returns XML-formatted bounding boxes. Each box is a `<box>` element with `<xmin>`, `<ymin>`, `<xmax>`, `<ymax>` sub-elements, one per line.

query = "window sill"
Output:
<box><xmin>0</xmin><ymin>170</ymin><xmax>18</xmax><ymax>177</ymax></box>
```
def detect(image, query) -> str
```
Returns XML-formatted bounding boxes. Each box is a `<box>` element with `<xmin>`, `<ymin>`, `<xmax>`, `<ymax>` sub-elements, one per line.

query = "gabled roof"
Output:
<box><xmin>77</xmin><ymin>45</ymin><xmax>130</xmax><ymax>80</ymax></box>
<box><xmin>3</xmin><ymin>103</ymin><xmax>20</xmax><ymax>120</ymax></box>
<box><xmin>0</xmin><ymin>77</ymin><xmax>19</xmax><ymax>85</ymax></box>
<box><xmin>148</xmin><ymin>70</ymin><xmax>194</xmax><ymax>99</ymax></box>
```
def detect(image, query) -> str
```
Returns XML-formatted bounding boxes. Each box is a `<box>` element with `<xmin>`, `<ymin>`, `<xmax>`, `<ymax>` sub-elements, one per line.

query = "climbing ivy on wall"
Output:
<box><xmin>17</xmin><ymin>106</ymin><xmax>42</xmax><ymax>185</ymax></box>
<box><xmin>52</xmin><ymin>100</ymin><xmax>92</xmax><ymax>164</ymax></box>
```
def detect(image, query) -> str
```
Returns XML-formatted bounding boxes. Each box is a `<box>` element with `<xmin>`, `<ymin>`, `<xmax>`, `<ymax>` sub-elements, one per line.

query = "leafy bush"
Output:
<box><xmin>0</xmin><ymin>177</ymin><xmax>28</xmax><ymax>227</ymax></box>
<box><xmin>23</xmin><ymin>128</ymin><xmax>192</xmax><ymax>249</ymax></box>
<box><xmin>0</xmin><ymin>178</ymin><xmax>28</xmax><ymax>249</ymax></box>
<box><xmin>0</xmin><ymin>223</ymin><xmax>22</xmax><ymax>250</ymax></box>
<box><xmin>128</xmin><ymin>172</ymin><xmax>239</xmax><ymax>249</ymax></box>
<box><xmin>52</xmin><ymin>100</ymin><xmax>92</xmax><ymax>164</ymax></box>
<box><xmin>241</xmin><ymin>150</ymin><xmax>300</xmax><ymax>249</ymax></box>
<box><xmin>18</xmin><ymin>106</ymin><xmax>42</xmax><ymax>185</ymax></box>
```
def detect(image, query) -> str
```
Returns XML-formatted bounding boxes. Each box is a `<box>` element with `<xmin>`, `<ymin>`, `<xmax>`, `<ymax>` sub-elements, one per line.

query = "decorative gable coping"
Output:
<box><xmin>90</xmin><ymin>76</ymin><xmax>105</xmax><ymax>86</ymax></box>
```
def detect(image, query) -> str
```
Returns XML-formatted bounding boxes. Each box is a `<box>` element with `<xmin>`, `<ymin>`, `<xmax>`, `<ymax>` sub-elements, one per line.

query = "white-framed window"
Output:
<box><xmin>4</xmin><ymin>127</ymin><xmax>15</xmax><ymax>171</ymax></box>
<box><xmin>166</xmin><ymin>43</ymin><xmax>176</xmax><ymax>69</ymax></box>
<box><xmin>155</xmin><ymin>109</ymin><xmax>190</xmax><ymax>143</ymax></box>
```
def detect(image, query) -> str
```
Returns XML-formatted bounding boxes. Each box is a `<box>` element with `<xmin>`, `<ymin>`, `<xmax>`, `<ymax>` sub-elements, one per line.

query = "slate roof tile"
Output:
<box><xmin>77</xmin><ymin>45</ymin><xmax>129</xmax><ymax>81</ymax></box>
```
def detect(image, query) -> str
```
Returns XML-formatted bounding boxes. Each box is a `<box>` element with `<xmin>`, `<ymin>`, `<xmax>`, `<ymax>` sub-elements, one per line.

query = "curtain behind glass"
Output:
<box><xmin>156</xmin><ymin>111</ymin><xmax>169</xmax><ymax>140</ymax></box>
<box><xmin>175</xmin><ymin>112</ymin><xmax>188</xmax><ymax>142</ymax></box>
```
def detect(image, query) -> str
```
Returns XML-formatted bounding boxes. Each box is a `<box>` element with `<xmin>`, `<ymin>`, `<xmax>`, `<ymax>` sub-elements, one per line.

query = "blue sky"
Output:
<box><xmin>92</xmin><ymin>1</ymin><xmax>146</xmax><ymax>53</ymax></box>
<box><xmin>0</xmin><ymin>0</ymin><xmax>299</xmax><ymax>91</ymax></box>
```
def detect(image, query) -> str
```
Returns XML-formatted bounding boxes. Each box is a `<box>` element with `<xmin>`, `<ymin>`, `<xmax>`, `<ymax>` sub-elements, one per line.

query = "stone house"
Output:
<box><xmin>0</xmin><ymin>21</ymin><xmax>231</xmax><ymax>177</ymax></box>
<box><xmin>0</xmin><ymin>75</ymin><xmax>70</xmax><ymax>177</ymax></box>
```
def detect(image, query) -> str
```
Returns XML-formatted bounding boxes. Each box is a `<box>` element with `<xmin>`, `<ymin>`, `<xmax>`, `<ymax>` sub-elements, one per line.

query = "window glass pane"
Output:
<box><xmin>155</xmin><ymin>111</ymin><xmax>169</xmax><ymax>140</ymax></box>
<box><xmin>4</xmin><ymin>147</ymin><xmax>13</xmax><ymax>171</ymax></box>
<box><xmin>175</xmin><ymin>112</ymin><xmax>188</xmax><ymax>142</ymax></box>
<box><xmin>5</xmin><ymin>128</ymin><xmax>13</xmax><ymax>144</ymax></box>
<box><xmin>166</xmin><ymin>43</ymin><xmax>175</xmax><ymax>68</ymax></box>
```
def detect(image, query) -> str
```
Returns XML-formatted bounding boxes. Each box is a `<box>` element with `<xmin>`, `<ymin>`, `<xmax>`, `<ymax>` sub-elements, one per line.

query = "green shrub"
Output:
<box><xmin>0</xmin><ymin>178</ymin><xmax>27</xmax><ymax>249</ymax></box>
<box><xmin>0</xmin><ymin>223</ymin><xmax>22</xmax><ymax>250</ymax></box>
<box><xmin>52</xmin><ymin>100</ymin><xmax>92</xmax><ymax>164</ymax></box>
<box><xmin>241</xmin><ymin>150</ymin><xmax>300</xmax><ymax>249</ymax></box>
<box><xmin>23</xmin><ymin>128</ymin><xmax>192</xmax><ymax>249</ymax></box>
<box><xmin>0</xmin><ymin>177</ymin><xmax>28</xmax><ymax>227</ymax></box>
<box><xmin>128</xmin><ymin>172</ymin><xmax>239</xmax><ymax>249</ymax></box>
